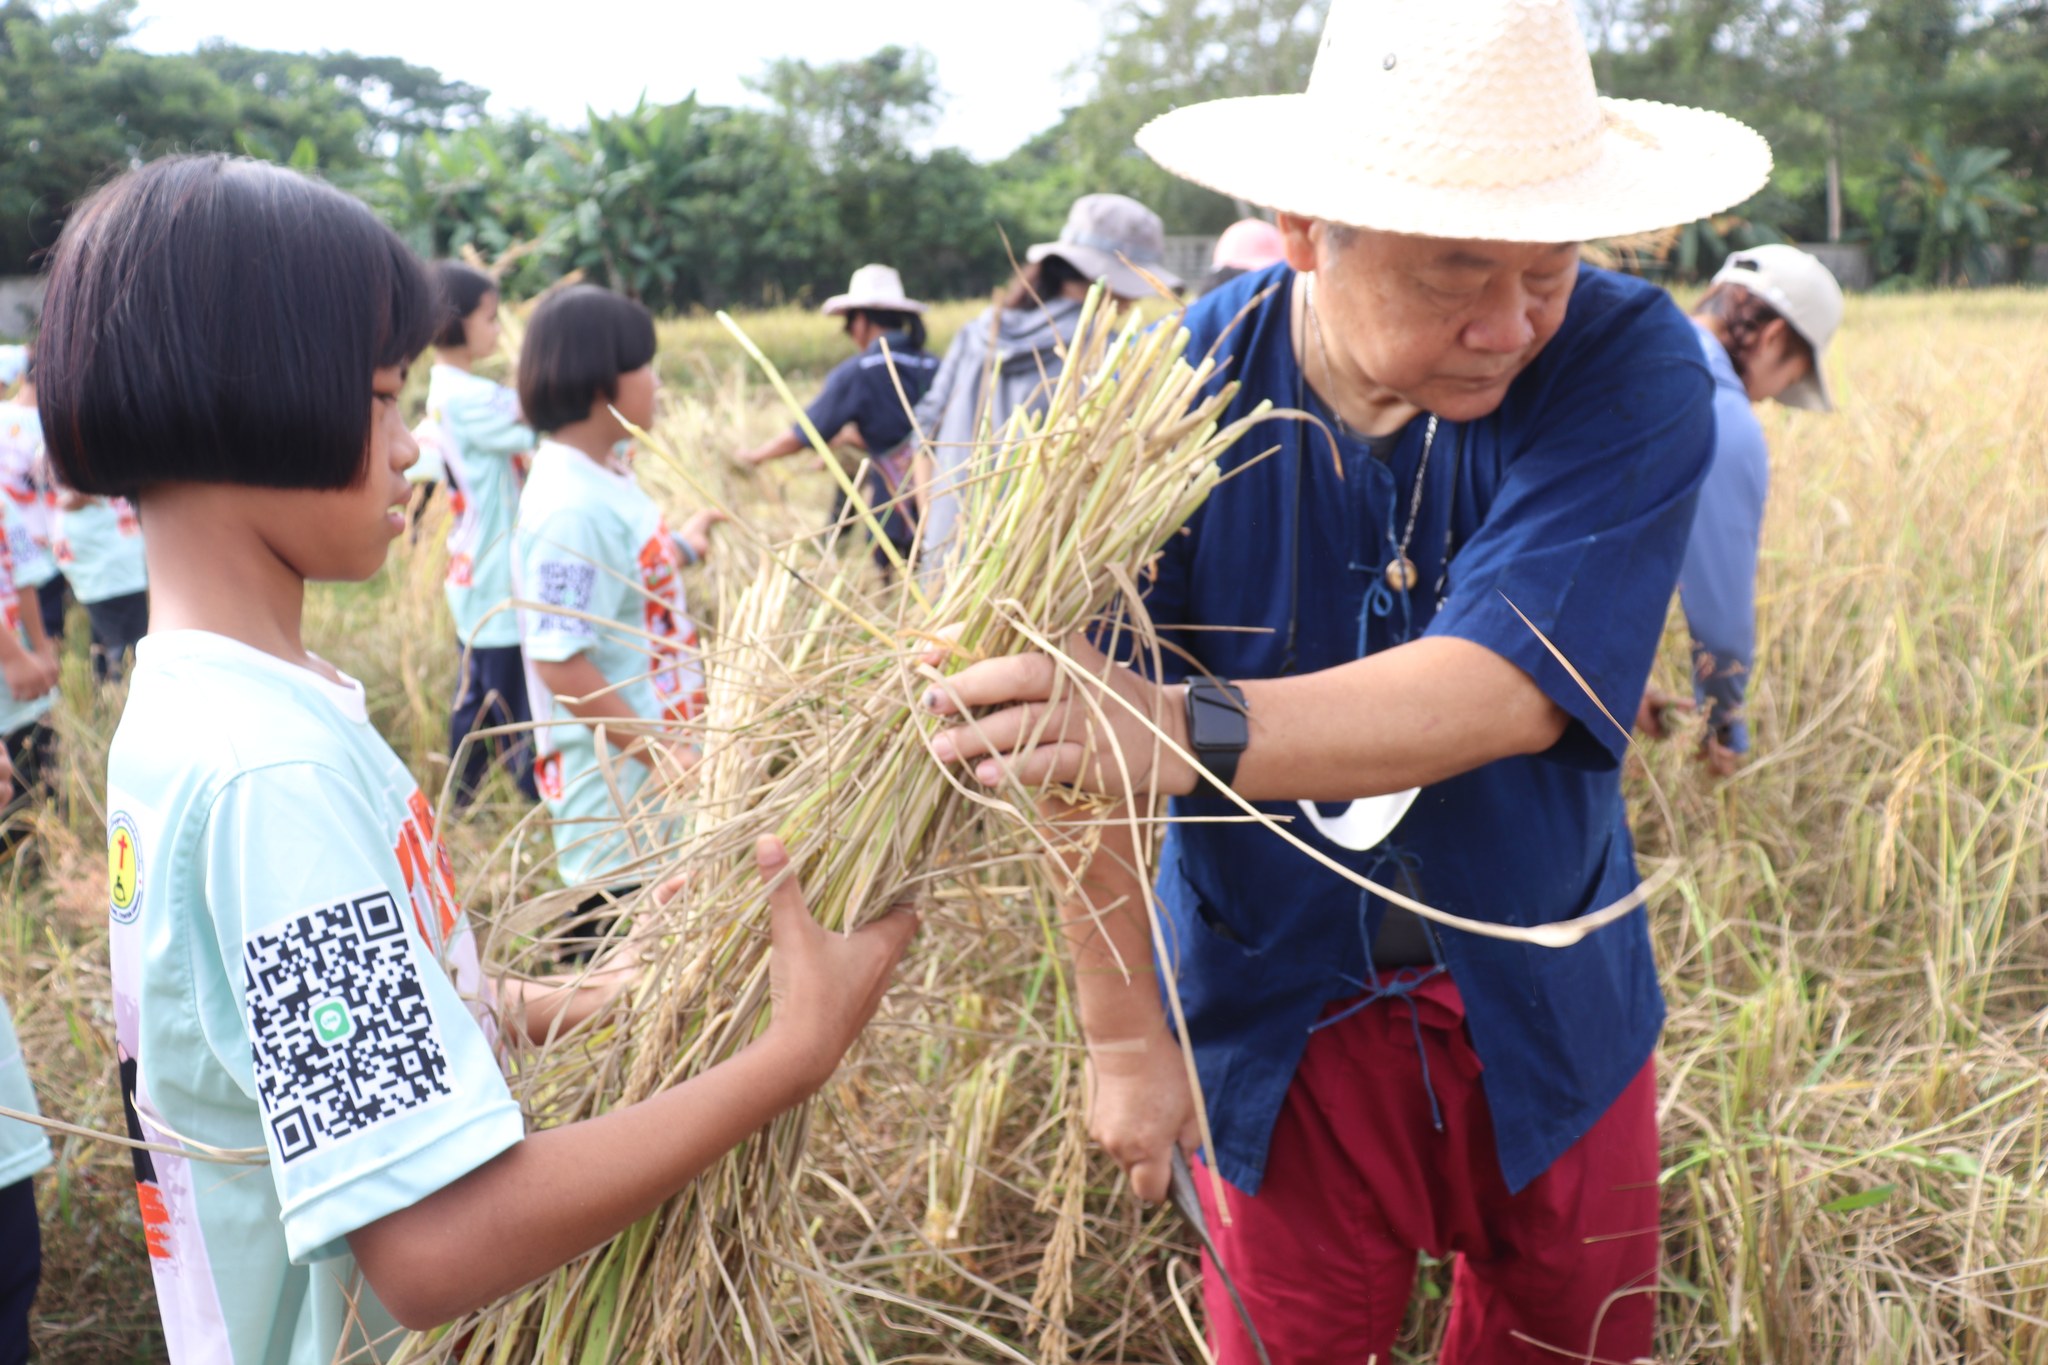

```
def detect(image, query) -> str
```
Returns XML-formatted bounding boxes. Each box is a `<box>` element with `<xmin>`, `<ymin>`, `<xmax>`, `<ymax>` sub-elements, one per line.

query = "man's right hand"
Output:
<box><xmin>1085</xmin><ymin>1031</ymin><xmax>1200</xmax><ymax>1203</ymax></box>
<box><xmin>1634</xmin><ymin>686</ymin><xmax>1693</xmax><ymax>740</ymax></box>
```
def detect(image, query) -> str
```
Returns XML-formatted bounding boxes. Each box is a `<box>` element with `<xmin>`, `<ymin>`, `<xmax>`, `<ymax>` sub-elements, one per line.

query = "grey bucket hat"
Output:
<box><xmin>1027</xmin><ymin>194</ymin><xmax>1183</xmax><ymax>299</ymax></box>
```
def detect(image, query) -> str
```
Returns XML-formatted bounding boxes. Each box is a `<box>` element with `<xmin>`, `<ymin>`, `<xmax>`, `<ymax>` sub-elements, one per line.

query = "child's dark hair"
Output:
<box><xmin>432</xmin><ymin>262</ymin><xmax>499</xmax><ymax>350</ymax></box>
<box><xmin>845</xmin><ymin>307</ymin><xmax>927</xmax><ymax>353</ymax></box>
<box><xmin>517</xmin><ymin>285</ymin><xmax>658</xmax><ymax>433</ymax></box>
<box><xmin>1002</xmin><ymin>254</ymin><xmax>1092</xmax><ymax>311</ymax></box>
<box><xmin>37</xmin><ymin>155</ymin><xmax>436</xmax><ymax>498</ymax></box>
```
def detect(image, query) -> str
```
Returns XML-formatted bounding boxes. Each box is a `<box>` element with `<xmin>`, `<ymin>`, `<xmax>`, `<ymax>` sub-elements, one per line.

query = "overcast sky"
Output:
<box><xmin>124</xmin><ymin>1</ymin><xmax>1106</xmax><ymax>162</ymax></box>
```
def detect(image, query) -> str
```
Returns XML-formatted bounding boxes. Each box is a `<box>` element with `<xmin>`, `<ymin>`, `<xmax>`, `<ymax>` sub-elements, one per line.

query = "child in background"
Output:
<box><xmin>0</xmin><ymin>494</ymin><xmax>59</xmax><ymax>849</ymax></box>
<box><xmin>425</xmin><ymin>261</ymin><xmax>538</xmax><ymax>802</ymax></box>
<box><xmin>38</xmin><ymin>154</ymin><xmax>914</xmax><ymax>1365</ymax></box>
<box><xmin>0</xmin><ymin>986</ymin><xmax>52</xmax><ymax>1365</ymax></box>
<box><xmin>53</xmin><ymin>484</ymin><xmax>148</xmax><ymax>685</ymax></box>
<box><xmin>515</xmin><ymin>285</ymin><xmax>722</xmax><ymax>911</ymax></box>
<box><xmin>0</xmin><ymin>358</ymin><xmax>65</xmax><ymax>646</ymax></box>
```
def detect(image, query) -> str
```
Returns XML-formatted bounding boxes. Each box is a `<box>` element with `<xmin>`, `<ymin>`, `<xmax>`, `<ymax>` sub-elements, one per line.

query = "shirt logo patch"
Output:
<box><xmin>243</xmin><ymin>891</ymin><xmax>454</xmax><ymax>1164</ymax></box>
<box><xmin>109</xmin><ymin>813</ymin><xmax>141</xmax><ymax>924</ymax></box>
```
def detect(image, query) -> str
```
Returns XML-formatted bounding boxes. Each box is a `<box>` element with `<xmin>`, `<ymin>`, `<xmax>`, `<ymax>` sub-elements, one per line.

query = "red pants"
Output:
<box><xmin>1197</xmin><ymin>974</ymin><xmax>1660</xmax><ymax>1364</ymax></box>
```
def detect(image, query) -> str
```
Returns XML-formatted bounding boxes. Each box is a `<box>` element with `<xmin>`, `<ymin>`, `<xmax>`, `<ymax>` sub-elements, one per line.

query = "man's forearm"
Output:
<box><xmin>1054</xmin><ymin>805</ymin><xmax>1170</xmax><ymax>1045</ymax></box>
<box><xmin>1222</xmin><ymin>637</ymin><xmax>1571</xmax><ymax>803</ymax></box>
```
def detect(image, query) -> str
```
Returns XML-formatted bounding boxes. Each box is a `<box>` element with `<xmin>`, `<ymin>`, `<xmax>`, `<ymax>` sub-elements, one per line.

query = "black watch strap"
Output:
<box><xmin>1184</xmin><ymin>678</ymin><xmax>1250</xmax><ymax>795</ymax></box>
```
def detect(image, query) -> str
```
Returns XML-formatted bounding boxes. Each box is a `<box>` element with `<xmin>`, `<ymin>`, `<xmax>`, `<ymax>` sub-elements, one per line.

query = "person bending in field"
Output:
<box><xmin>37</xmin><ymin>154</ymin><xmax>916</xmax><ymax>1365</ymax></box>
<box><xmin>922</xmin><ymin>1</ymin><xmax>1773</xmax><ymax>1359</ymax></box>
<box><xmin>1637</xmin><ymin>245</ymin><xmax>1844</xmax><ymax>775</ymax></box>
<box><xmin>421</xmin><ymin>261</ymin><xmax>540</xmax><ymax>803</ymax></box>
<box><xmin>514</xmin><ymin>285</ymin><xmax>725</xmax><ymax>930</ymax></box>
<box><xmin>736</xmin><ymin>264</ymin><xmax>940</xmax><ymax>573</ymax></box>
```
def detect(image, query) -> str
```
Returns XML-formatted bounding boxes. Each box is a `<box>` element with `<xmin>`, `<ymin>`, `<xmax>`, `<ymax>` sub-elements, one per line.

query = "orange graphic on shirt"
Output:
<box><xmin>534</xmin><ymin>751</ymin><xmax>564</xmax><ymax>802</ymax></box>
<box><xmin>446</xmin><ymin>553</ymin><xmax>473</xmax><ymax>588</ymax></box>
<box><xmin>395</xmin><ymin>789</ymin><xmax>460</xmax><ymax>944</ymax></box>
<box><xmin>637</xmin><ymin>527</ymin><xmax>703</xmax><ymax>721</ymax></box>
<box><xmin>114</xmin><ymin>497</ymin><xmax>139</xmax><ymax>536</ymax></box>
<box><xmin>136</xmin><ymin>1182</ymin><xmax>173</xmax><ymax>1259</ymax></box>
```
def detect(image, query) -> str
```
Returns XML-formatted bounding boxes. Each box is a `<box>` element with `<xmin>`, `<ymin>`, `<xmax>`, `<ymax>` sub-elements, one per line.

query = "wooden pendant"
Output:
<box><xmin>1384</xmin><ymin>556</ymin><xmax>1419</xmax><ymax>592</ymax></box>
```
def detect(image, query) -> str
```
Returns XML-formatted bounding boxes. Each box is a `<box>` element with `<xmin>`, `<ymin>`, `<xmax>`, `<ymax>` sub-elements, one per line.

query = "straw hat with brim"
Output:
<box><xmin>1028</xmin><ymin>193</ymin><xmax>1184</xmax><ymax>299</ymax></box>
<box><xmin>822</xmin><ymin>263</ymin><xmax>928</xmax><ymax>316</ymax></box>
<box><xmin>1135</xmin><ymin>0</ymin><xmax>1772</xmax><ymax>244</ymax></box>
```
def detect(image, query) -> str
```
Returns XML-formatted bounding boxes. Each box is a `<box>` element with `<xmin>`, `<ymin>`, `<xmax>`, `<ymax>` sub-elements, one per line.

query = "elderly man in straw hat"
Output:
<box><xmin>925</xmin><ymin>1</ymin><xmax>1772</xmax><ymax>1359</ymax></box>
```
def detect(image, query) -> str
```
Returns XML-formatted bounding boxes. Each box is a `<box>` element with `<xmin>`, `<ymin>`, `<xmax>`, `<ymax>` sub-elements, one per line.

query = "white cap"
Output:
<box><xmin>1711</xmin><ymin>245</ymin><xmax>1844</xmax><ymax>411</ymax></box>
<box><xmin>822</xmin><ymin>264</ymin><xmax>927</xmax><ymax>317</ymax></box>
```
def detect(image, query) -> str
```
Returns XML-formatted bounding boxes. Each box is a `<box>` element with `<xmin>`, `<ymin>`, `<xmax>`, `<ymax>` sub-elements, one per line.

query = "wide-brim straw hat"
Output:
<box><xmin>1135</xmin><ymin>0</ymin><xmax>1772</xmax><ymax>244</ymax></box>
<box><xmin>822</xmin><ymin>263</ymin><xmax>928</xmax><ymax>316</ymax></box>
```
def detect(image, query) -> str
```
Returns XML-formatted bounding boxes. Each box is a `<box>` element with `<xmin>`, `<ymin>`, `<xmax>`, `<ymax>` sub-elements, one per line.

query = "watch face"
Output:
<box><xmin>1190</xmin><ymin>683</ymin><xmax>1250</xmax><ymax>751</ymax></box>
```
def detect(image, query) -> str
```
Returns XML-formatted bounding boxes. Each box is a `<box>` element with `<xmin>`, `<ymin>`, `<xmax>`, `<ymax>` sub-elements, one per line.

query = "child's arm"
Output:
<box><xmin>0</xmin><ymin>588</ymin><xmax>54</xmax><ymax>701</ymax></box>
<box><xmin>347</xmin><ymin>838</ymin><xmax>916</xmax><ymax>1330</ymax></box>
<box><xmin>531</xmin><ymin>655</ymin><xmax>689</xmax><ymax>770</ymax></box>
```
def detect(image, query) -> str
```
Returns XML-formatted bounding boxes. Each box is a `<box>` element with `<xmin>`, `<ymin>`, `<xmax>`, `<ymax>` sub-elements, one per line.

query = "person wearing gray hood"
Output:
<box><xmin>912</xmin><ymin>194</ymin><xmax>1181</xmax><ymax>577</ymax></box>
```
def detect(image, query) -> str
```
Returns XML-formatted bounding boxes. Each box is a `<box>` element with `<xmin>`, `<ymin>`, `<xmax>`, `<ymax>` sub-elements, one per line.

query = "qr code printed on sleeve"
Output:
<box><xmin>243</xmin><ymin>892</ymin><xmax>453</xmax><ymax>1164</ymax></box>
<box><xmin>533</xmin><ymin>560</ymin><xmax>597</xmax><ymax>637</ymax></box>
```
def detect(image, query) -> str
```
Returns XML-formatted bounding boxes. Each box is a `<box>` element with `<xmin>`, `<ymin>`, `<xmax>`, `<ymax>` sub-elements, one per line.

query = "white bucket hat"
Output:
<box><xmin>822</xmin><ymin>263</ymin><xmax>927</xmax><ymax>317</ymax></box>
<box><xmin>1711</xmin><ymin>244</ymin><xmax>1844</xmax><ymax>411</ymax></box>
<box><xmin>1135</xmin><ymin>0</ymin><xmax>1773</xmax><ymax>244</ymax></box>
<box><xmin>1028</xmin><ymin>194</ymin><xmax>1184</xmax><ymax>298</ymax></box>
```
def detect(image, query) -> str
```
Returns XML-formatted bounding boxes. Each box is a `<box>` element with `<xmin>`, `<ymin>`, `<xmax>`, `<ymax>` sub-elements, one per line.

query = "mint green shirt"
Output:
<box><xmin>426</xmin><ymin>366</ymin><xmax>533</xmax><ymax>649</ymax></box>
<box><xmin>55</xmin><ymin>494</ymin><xmax>147</xmax><ymax>605</ymax></box>
<box><xmin>0</xmin><ymin>401</ymin><xmax>55</xmax><ymax>590</ymax></box>
<box><xmin>0</xmin><ymin>496</ymin><xmax>55</xmax><ymax>739</ymax></box>
<box><xmin>0</xmin><ymin>991</ymin><xmax>52</xmax><ymax>1190</ymax></box>
<box><xmin>107</xmin><ymin>631</ymin><xmax>524</xmax><ymax>1364</ymax></box>
<box><xmin>515</xmin><ymin>440</ymin><xmax>703</xmax><ymax>888</ymax></box>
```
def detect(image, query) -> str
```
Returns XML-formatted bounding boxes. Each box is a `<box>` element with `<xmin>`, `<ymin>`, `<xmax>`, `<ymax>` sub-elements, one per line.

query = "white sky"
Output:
<box><xmin>125</xmin><ymin>1</ymin><xmax>1106</xmax><ymax>162</ymax></box>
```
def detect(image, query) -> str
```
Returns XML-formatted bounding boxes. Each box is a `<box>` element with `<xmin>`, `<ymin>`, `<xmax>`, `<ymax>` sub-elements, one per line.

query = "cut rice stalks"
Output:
<box><xmin>400</xmin><ymin>288</ymin><xmax>1270</xmax><ymax>1362</ymax></box>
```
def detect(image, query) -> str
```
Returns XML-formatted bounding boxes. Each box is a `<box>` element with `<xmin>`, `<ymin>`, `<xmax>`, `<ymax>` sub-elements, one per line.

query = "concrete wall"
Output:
<box><xmin>0</xmin><ymin>278</ymin><xmax>42</xmax><ymax>339</ymax></box>
<box><xmin>1795</xmin><ymin>243</ymin><xmax>1875</xmax><ymax>292</ymax></box>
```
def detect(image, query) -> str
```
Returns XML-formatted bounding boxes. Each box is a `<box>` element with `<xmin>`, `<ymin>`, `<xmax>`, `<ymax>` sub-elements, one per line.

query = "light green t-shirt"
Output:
<box><xmin>515</xmin><ymin>440</ymin><xmax>703</xmax><ymax>888</ymax></box>
<box><xmin>425</xmin><ymin>366</ymin><xmax>533</xmax><ymax>650</ymax></box>
<box><xmin>0</xmin><ymin>990</ymin><xmax>52</xmax><ymax>1190</ymax></box>
<box><xmin>54</xmin><ymin>494</ymin><xmax>147</xmax><ymax>605</ymax></box>
<box><xmin>0</xmin><ymin>495</ymin><xmax>56</xmax><ymax>738</ymax></box>
<box><xmin>107</xmin><ymin>630</ymin><xmax>524</xmax><ymax>1365</ymax></box>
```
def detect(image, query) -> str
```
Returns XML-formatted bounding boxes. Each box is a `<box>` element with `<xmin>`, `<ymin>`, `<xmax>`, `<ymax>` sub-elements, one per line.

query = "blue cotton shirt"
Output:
<box><xmin>1676</xmin><ymin>323</ymin><xmax>1769</xmax><ymax>753</ymax></box>
<box><xmin>797</xmin><ymin>333</ymin><xmax>940</xmax><ymax>457</ymax></box>
<box><xmin>1134</xmin><ymin>264</ymin><xmax>1714</xmax><ymax>1195</ymax></box>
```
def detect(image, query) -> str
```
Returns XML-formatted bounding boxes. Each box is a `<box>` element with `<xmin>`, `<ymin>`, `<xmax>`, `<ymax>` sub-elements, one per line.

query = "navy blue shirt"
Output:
<box><xmin>1136</xmin><ymin>264</ymin><xmax>1714</xmax><ymax>1195</ymax></box>
<box><xmin>798</xmin><ymin>332</ymin><xmax>940</xmax><ymax>457</ymax></box>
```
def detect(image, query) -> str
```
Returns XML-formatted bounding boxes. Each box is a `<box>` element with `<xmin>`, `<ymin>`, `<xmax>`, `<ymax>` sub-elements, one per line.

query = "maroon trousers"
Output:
<box><xmin>1197</xmin><ymin>973</ymin><xmax>1661</xmax><ymax>1364</ymax></box>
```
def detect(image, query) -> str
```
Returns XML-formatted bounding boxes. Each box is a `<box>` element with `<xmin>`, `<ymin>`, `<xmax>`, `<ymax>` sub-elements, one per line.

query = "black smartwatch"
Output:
<box><xmin>1183</xmin><ymin>678</ymin><xmax>1250</xmax><ymax>796</ymax></box>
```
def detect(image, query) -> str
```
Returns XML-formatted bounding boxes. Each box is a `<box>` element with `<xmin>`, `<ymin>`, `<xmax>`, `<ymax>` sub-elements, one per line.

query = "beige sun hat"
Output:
<box><xmin>1711</xmin><ymin>244</ymin><xmax>1844</xmax><ymax>411</ymax></box>
<box><xmin>1135</xmin><ymin>0</ymin><xmax>1772</xmax><ymax>244</ymax></box>
<box><xmin>822</xmin><ymin>263</ymin><xmax>928</xmax><ymax>316</ymax></box>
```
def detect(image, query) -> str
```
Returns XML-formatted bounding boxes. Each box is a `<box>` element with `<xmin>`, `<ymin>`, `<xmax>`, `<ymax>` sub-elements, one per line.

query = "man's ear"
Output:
<box><xmin>1276</xmin><ymin>213</ymin><xmax>1320</xmax><ymax>273</ymax></box>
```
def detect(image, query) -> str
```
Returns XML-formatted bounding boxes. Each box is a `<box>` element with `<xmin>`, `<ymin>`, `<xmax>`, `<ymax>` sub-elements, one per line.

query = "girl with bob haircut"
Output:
<box><xmin>37</xmin><ymin>154</ymin><xmax>915</xmax><ymax>1365</ymax></box>
<box><xmin>513</xmin><ymin>284</ymin><xmax>722</xmax><ymax>912</ymax></box>
<box><xmin>420</xmin><ymin>260</ymin><xmax>538</xmax><ymax>804</ymax></box>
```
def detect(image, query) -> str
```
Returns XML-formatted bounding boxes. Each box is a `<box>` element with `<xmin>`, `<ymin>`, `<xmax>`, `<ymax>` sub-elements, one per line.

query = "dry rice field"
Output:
<box><xmin>5</xmin><ymin>287</ymin><xmax>2046</xmax><ymax>1362</ymax></box>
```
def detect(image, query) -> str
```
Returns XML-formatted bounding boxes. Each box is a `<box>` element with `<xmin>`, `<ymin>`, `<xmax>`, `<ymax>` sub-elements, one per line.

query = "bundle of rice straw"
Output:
<box><xmin>400</xmin><ymin>288</ymin><xmax>1272</xmax><ymax>1363</ymax></box>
